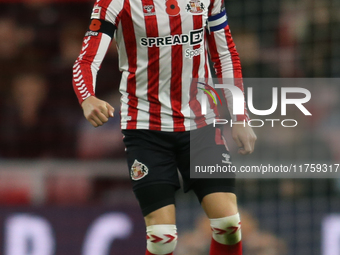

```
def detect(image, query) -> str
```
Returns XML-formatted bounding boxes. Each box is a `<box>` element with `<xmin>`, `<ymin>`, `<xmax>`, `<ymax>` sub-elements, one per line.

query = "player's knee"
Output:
<box><xmin>210</xmin><ymin>213</ymin><xmax>242</xmax><ymax>245</ymax></box>
<box><xmin>146</xmin><ymin>224</ymin><xmax>177</xmax><ymax>255</ymax></box>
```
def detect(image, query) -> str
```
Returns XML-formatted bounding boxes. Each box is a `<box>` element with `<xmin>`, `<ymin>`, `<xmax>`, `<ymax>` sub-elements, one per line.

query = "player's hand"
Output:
<box><xmin>232</xmin><ymin>122</ymin><xmax>257</xmax><ymax>155</ymax></box>
<box><xmin>81</xmin><ymin>96</ymin><xmax>115</xmax><ymax>127</ymax></box>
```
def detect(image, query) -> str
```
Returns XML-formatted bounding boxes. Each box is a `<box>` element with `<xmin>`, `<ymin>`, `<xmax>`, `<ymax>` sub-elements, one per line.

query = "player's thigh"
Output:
<box><xmin>177</xmin><ymin>125</ymin><xmax>238</xmax><ymax>218</ymax></box>
<box><xmin>201</xmin><ymin>192</ymin><xmax>238</xmax><ymax>219</ymax></box>
<box><xmin>144</xmin><ymin>204</ymin><xmax>176</xmax><ymax>226</ymax></box>
<box><xmin>177</xmin><ymin>125</ymin><xmax>236</xmax><ymax>194</ymax></box>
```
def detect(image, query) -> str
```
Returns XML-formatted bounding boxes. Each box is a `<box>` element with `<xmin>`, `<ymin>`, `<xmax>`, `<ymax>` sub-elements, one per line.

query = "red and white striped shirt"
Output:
<box><xmin>73</xmin><ymin>0</ymin><xmax>249</xmax><ymax>131</ymax></box>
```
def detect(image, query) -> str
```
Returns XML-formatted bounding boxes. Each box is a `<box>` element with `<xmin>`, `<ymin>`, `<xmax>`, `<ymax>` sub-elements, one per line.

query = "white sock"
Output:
<box><xmin>146</xmin><ymin>224</ymin><xmax>177</xmax><ymax>254</ymax></box>
<box><xmin>210</xmin><ymin>213</ymin><xmax>242</xmax><ymax>245</ymax></box>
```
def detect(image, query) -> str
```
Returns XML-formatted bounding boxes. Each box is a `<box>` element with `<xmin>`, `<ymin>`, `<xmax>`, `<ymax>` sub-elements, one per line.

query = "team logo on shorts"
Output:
<box><xmin>222</xmin><ymin>153</ymin><xmax>231</xmax><ymax>164</ymax></box>
<box><xmin>186</xmin><ymin>0</ymin><xmax>205</xmax><ymax>14</ymax></box>
<box><xmin>131</xmin><ymin>159</ymin><xmax>149</xmax><ymax>181</ymax></box>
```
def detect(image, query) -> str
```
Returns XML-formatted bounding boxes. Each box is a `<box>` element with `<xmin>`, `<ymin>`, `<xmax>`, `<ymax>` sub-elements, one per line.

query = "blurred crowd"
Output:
<box><xmin>0</xmin><ymin>1</ymin><xmax>123</xmax><ymax>159</ymax></box>
<box><xmin>0</xmin><ymin>0</ymin><xmax>339</xmax><ymax>160</ymax></box>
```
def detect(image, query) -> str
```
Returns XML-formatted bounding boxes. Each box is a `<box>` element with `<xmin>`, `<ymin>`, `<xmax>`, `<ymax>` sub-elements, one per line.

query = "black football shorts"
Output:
<box><xmin>122</xmin><ymin>124</ymin><xmax>236</xmax><ymax>215</ymax></box>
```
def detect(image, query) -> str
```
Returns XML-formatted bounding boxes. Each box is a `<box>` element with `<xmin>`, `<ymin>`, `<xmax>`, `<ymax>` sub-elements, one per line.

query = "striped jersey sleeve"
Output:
<box><xmin>72</xmin><ymin>0</ymin><xmax>121</xmax><ymax>104</ymax></box>
<box><xmin>206</xmin><ymin>0</ymin><xmax>250</xmax><ymax>122</ymax></box>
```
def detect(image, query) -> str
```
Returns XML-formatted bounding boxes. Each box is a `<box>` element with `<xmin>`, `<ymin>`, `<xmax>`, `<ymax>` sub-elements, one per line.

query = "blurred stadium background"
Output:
<box><xmin>0</xmin><ymin>0</ymin><xmax>339</xmax><ymax>254</ymax></box>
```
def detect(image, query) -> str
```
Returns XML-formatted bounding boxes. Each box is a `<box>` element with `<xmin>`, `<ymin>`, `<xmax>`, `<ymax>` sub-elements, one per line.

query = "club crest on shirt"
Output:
<box><xmin>131</xmin><ymin>159</ymin><xmax>149</xmax><ymax>180</ymax></box>
<box><xmin>143</xmin><ymin>4</ymin><xmax>156</xmax><ymax>16</ymax></box>
<box><xmin>186</xmin><ymin>0</ymin><xmax>205</xmax><ymax>14</ymax></box>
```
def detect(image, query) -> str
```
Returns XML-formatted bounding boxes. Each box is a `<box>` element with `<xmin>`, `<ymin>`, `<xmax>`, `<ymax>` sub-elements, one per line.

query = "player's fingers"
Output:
<box><xmin>86</xmin><ymin>109</ymin><xmax>104</xmax><ymax>125</ymax></box>
<box><xmin>100</xmin><ymin>108</ymin><xmax>110</xmax><ymax>118</ymax></box>
<box><xmin>250</xmin><ymin>135</ymin><xmax>257</xmax><ymax>152</ymax></box>
<box><xmin>249</xmin><ymin>133</ymin><xmax>257</xmax><ymax>153</ymax></box>
<box><xmin>232</xmin><ymin>135</ymin><xmax>243</xmax><ymax>149</ymax></box>
<box><xmin>97</xmin><ymin>112</ymin><xmax>109</xmax><ymax>123</ymax></box>
<box><xmin>106</xmin><ymin>103</ymin><xmax>115</xmax><ymax>117</ymax></box>
<box><xmin>96</xmin><ymin>104</ymin><xmax>110</xmax><ymax>118</ymax></box>
<box><xmin>238</xmin><ymin>148</ymin><xmax>247</xmax><ymax>155</ymax></box>
<box><xmin>233</xmin><ymin>136</ymin><xmax>248</xmax><ymax>155</ymax></box>
<box><xmin>241</xmin><ymin>139</ymin><xmax>253</xmax><ymax>154</ymax></box>
<box><xmin>90</xmin><ymin>115</ymin><xmax>103</xmax><ymax>126</ymax></box>
<box><xmin>88</xmin><ymin>119</ymin><xmax>98</xmax><ymax>127</ymax></box>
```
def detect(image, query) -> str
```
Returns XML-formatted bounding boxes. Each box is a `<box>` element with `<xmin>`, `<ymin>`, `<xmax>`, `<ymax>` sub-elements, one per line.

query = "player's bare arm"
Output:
<box><xmin>232</xmin><ymin>123</ymin><xmax>257</xmax><ymax>155</ymax></box>
<box><xmin>81</xmin><ymin>96</ymin><xmax>114</xmax><ymax>127</ymax></box>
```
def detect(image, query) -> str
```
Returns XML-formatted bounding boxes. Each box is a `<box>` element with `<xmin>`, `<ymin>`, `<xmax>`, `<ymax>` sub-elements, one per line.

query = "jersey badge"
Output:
<box><xmin>143</xmin><ymin>4</ymin><xmax>156</xmax><ymax>16</ymax></box>
<box><xmin>91</xmin><ymin>6</ymin><xmax>101</xmax><ymax>19</ymax></box>
<box><xmin>165</xmin><ymin>0</ymin><xmax>180</xmax><ymax>16</ymax></box>
<box><xmin>185</xmin><ymin>0</ymin><xmax>205</xmax><ymax>14</ymax></box>
<box><xmin>131</xmin><ymin>159</ymin><xmax>149</xmax><ymax>181</ymax></box>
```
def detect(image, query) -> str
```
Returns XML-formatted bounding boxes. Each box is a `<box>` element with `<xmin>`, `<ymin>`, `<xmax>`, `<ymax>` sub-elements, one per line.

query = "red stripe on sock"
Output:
<box><xmin>209</xmin><ymin>238</ymin><xmax>242</xmax><ymax>255</ymax></box>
